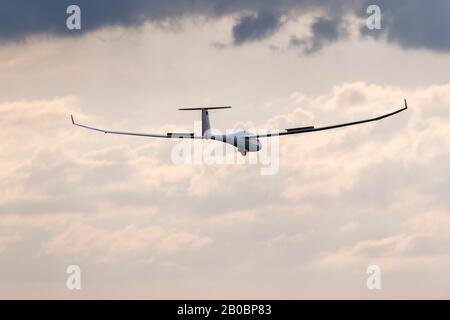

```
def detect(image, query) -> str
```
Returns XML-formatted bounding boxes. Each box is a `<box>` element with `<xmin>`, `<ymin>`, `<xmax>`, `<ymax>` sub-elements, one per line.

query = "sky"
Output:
<box><xmin>0</xmin><ymin>1</ymin><xmax>449</xmax><ymax>299</ymax></box>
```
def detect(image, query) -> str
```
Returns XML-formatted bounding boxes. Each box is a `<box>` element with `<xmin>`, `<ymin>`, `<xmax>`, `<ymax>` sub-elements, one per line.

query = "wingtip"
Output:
<box><xmin>70</xmin><ymin>114</ymin><xmax>75</xmax><ymax>124</ymax></box>
<box><xmin>404</xmin><ymin>98</ymin><xmax>408</xmax><ymax>109</ymax></box>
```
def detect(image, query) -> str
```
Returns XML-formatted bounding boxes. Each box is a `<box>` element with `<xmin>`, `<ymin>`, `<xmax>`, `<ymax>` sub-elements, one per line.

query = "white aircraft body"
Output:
<box><xmin>71</xmin><ymin>100</ymin><xmax>408</xmax><ymax>156</ymax></box>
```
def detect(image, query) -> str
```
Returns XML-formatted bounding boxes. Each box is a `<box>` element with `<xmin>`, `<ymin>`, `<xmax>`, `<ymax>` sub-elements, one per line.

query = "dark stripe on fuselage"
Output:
<box><xmin>167</xmin><ymin>133</ymin><xmax>195</xmax><ymax>138</ymax></box>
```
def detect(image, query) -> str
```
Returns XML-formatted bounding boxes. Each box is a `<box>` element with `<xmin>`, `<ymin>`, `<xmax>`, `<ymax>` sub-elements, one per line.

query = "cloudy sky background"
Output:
<box><xmin>0</xmin><ymin>1</ymin><xmax>449</xmax><ymax>298</ymax></box>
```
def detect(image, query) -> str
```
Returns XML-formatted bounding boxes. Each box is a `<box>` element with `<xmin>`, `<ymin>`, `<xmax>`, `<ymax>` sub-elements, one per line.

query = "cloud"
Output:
<box><xmin>320</xmin><ymin>210</ymin><xmax>450</xmax><ymax>271</ymax></box>
<box><xmin>41</xmin><ymin>223</ymin><xmax>212</xmax><ymax>263</ymax></box>
<box><xmin>290</xmin><ymin>17</ymin><xmax>348</xmax><ymax>54</ymax></box>
<box><xmin>0</xmin><ymin>234</ymin><xmax>21</xmax><ymax>253</ymax></box>
<box><xmin>3</xmin><ymin>1</ymin><xmax>449</xmax><ymax>54</ymax></box>
<box><xmin>359</xmin><ymin>0</ymin><xmax>450</xmax><ymax>52</ymax></box>
<box><xmin>321</xmin><ymin>234</ymin><xmax>416</xmax><ymax>266</ymax></box>
<box><xmin>158</xmin><ymin>232</ymin><xmax>213</xmax><ymax>253</ymax></box>
<box><xmin>232</xmin><ymin>11</ymin><xmax>285</xmax><ymax>45</ymax></box>
<box><xmin>1</xmin><ymin>82</ymin><xmax>450</xmax><ymax>298</ymax></box>
<box><xmin>0</xmin><ymin>0</ymin><xmax>317</xmax><ymax>42</ymax></box>
<box><xmin>0</xmin><ymin>1</ymin><xmax>377</xmax><ymax>54</ymax></box>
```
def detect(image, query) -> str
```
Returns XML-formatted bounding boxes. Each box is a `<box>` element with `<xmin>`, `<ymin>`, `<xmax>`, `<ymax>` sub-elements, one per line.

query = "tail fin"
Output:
<box><xmin>178</xmin><ymin>106</ymin><xmax>231</xmax><ymax>138</ymax></box>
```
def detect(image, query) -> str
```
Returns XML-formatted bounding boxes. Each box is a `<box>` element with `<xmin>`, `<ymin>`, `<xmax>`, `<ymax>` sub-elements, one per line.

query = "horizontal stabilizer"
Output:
<box><xmin>178</xmin><ymin>106</ymin><xmax>232</xmax><ymax>111</ymax></box>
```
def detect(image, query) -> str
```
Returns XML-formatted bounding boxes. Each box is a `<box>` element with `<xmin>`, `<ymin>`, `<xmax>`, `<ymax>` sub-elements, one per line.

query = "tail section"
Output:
<box><xmin>178</xmin><ymin>106</ymin><xmax>231</xmax><ymax>138</ymax></box>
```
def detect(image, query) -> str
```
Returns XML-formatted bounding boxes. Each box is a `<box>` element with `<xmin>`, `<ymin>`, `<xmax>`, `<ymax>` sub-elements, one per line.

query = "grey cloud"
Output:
<box><xmin>232</xmin><ymin>11</ymin><xmax>284</xmax><ymax>45</ymax></box>
<box><xmin>0</xmin><ymin>0</ymin><xmax>353</xmax><ymax>51</ymax></box>
<box><xmin>1</xmin><ymin>1</ymin><xmax>450</xmax><ymax>53</ymax></box>
<box><xmin>359</xmin><ymin>0</ymin><xmax>450</xmax><ymax>52</ymax></box>
<box><xmin>0</xmin><ymin>0</ymin><xmax>316</xmax><ymax>41</ymax></box>
<box><xmin>290</xmin><ymin>17</ymin><xmax>348</xmax><ymax>54</ymax></box>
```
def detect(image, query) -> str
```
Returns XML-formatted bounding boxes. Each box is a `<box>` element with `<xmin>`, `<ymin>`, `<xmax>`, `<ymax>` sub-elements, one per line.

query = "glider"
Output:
<box><xmin>71</xmin><ymin>99</ymin><xmax>408</xmax><ymax>156</ymax></box>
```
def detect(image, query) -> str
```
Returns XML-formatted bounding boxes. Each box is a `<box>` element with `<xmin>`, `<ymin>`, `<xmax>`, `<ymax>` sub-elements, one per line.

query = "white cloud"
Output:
<box><xmin>41</xmin><ymin>223</ymin><xmax>212</xmax><ymax>263</ymax></box>
<box><xmin>0</xmin><ymin>74</ymin><xmax>449</xmax><ymax>298</ymax></box>
<box><xmin>158</xmin><ymin>232</ymin><xmax>213</xmax><ymax>253</ymax></box>
<box><xmin>0</xmin><ymin>233</ymin><xmax>21</xmax><ymax>253</ymax></box>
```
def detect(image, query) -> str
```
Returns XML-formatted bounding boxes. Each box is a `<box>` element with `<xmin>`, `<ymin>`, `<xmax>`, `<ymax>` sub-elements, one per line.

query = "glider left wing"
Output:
<box><xmin>71</xmin><ymin>115</ymin><xmax>202</xmax><ymax>139</ymax></box>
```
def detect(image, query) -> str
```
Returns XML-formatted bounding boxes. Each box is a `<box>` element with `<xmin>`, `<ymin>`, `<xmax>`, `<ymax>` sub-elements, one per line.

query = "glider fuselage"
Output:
<box><xmin>208</xmin><ymin>130</ymin><xmax>262</xmax><ymax>156</ymax></box>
